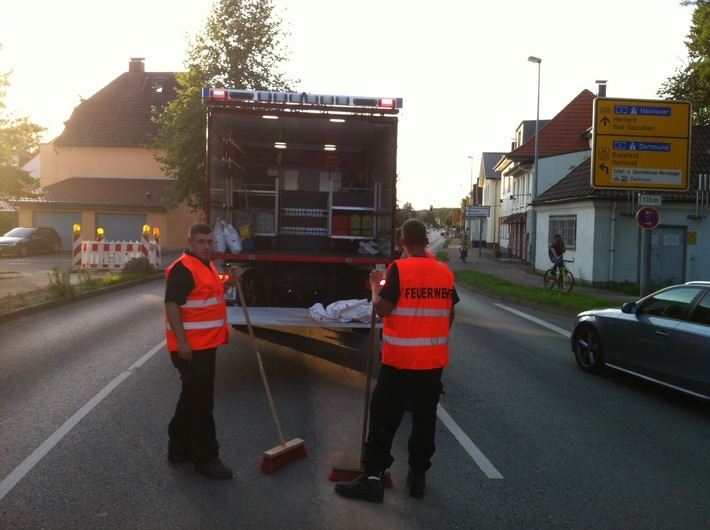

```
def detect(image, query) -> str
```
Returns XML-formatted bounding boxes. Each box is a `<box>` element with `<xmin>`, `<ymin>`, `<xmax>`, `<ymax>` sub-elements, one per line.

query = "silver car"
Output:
<box><xmin>571</xmin><ymin>281</ymin><xmax>710</xmax><ymax>400</ymax></box>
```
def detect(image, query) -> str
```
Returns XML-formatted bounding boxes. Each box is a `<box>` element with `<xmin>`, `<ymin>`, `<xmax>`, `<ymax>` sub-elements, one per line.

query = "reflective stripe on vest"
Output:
<box><xmin>182</xmin><ymin>297</ymin><xmax>223</xmax><ymax>308</ymax></box>
<box><xmin>167</xmin><ymin>319</ymin><xmax>226</xmax><ymax>331</ymax></box>
<box><xmin>391</xmin><ymin>307</ymin><xmax>450</xmax><ymax>318</ymax></box>
<box><xmin>383</xmin><ymin>335</ymin><xmax>449</xmax><ymax>346</ymax></box>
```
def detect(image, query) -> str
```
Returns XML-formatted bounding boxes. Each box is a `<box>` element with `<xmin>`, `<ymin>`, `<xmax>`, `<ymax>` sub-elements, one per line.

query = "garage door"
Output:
<box><xmin>95</xmin><ymin>213</ymin><xmax>147</xmax><ymax>243</ymax></box>
<box><xmin>33</xmin><ymin>211</ymin><xmax>81</xmax><ymax>251</ymax></box>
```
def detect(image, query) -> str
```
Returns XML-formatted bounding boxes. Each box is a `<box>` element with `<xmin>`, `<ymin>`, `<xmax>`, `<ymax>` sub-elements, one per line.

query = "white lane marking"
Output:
<box><xmin>493</xmin><ymin>303</ymin><xmax>571</xmax><ymax>338</ymax></box>
<box><xmin>0</xmin><ymin>340</ymin><xmax>166</xmax><ymax>502</ymax></box>
<box><xmin>437</xmin><ymin>404</ymin><xmax>503</xmax><ymax>479</ymax></box>
<box><xmin>437</xmin><ymin>303</ymin><xmax>570</xmax><ymax>479</ymax></box>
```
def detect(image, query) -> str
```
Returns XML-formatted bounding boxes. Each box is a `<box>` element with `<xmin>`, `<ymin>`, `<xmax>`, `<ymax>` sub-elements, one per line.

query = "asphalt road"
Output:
<box><xmin>3</xmin><ymin>278</ymin><xmax>710</xmax><ymax>528</ymax></box>
<box><xmin>0</xmin><ymin>252</ymin><xmax>79</xmax><ymax>297</ymax></box>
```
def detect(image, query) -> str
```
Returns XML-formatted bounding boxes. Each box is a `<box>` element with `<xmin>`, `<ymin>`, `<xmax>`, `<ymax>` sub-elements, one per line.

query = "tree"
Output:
<box><xmin>0</xmin><ymin>45</ymin><xmax>45</xmax><ymax>200</ymax></box>
<box><xmin>152</xmin><ymin>0</ymin><xmax>296</xmax><ymax>211</ymax></box>
<box><xmin>397</xmin><ymin>201</ymin><xmax>414</xmax><ymax>225</ymax></box>
<box><xmin>657</xmin><ymin>1</ymin><xmax>710</xmax><ymax>125</ymax></box>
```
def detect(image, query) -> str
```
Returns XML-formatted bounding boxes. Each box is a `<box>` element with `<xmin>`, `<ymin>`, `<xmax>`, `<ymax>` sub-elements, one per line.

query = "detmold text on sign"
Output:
<box><xmin>591</xmin><ymin>98</ymin><xmax>691</xmax><ymax>191</ymax></box>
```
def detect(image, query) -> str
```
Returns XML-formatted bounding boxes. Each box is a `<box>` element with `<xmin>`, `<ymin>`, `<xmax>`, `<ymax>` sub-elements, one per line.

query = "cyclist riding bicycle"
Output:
<box><xmin>548</xmin><ymin>234</ymin><xmax>565</xmax><ymax>276</ymax></box>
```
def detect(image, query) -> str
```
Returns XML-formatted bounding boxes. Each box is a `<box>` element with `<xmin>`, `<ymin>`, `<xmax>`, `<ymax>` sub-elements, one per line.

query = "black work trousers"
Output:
<box><xmin>168</xmin><ymin>348</ymin><xmax>219</xmax><ymax>465</ymax></box>
<box><xmin>363</xmin><ymin>363</ymin><xmax>443</xmax><ymax>474</ymax></box>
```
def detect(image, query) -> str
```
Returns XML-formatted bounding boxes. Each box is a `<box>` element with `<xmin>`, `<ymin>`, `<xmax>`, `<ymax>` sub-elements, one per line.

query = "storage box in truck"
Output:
<box><xmin>201</xmin><ymin>88</ymin><xmax>402</xmax><ymax>325</ymax></box>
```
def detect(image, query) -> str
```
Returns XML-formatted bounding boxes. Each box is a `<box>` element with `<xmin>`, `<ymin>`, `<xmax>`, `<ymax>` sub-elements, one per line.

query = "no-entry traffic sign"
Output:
<box><xmin>636</xmin><ymin>207</ymin><xmax>660</xmax><ymax>229</ymax></box>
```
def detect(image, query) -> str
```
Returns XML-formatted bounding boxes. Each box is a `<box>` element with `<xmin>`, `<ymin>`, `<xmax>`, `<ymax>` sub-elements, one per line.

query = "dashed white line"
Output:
<box><xmin>437</xmin><ymin>404</ymin><xmax>503</xmax><ymax>479</ymax></box>
<box><xmin>438</xmin><ymin>303</ymin><xmax>571</xmax><ymax>479</ymax></box>
<box><xmin>0</xmin><ymin>340</ymin><xmax>166</xmax><ymax>502</ymax></box>
<box><xmin>494</xmin><ymin>303</ymin><xmax>571</xmax><ymax>337</ymax></box>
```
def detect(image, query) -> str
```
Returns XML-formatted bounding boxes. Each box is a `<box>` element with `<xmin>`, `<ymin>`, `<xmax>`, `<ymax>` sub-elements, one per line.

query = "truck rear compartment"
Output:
<box><xmin>204</xmin><ymin>93</ymin><xmax>399</xmax><ymax>307</ymax></box>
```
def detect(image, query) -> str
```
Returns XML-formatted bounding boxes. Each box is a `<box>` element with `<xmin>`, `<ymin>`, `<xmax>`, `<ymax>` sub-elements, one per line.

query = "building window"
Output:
<box><xmin>548</xmin><ymin>215</ymin><xmax>576</xmax><ymax>250</ymax></box>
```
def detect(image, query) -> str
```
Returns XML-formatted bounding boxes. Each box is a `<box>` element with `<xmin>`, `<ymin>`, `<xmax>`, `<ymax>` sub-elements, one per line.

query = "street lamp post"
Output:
<box><xmin>528</xmin><ymin>55</ymin><xmax>541</xmax><ymax>272</ymax></box>
<box><xmin>467</xmin><ymin>155</ymin><xmax>474</xmax><ymax>241</ymax></box>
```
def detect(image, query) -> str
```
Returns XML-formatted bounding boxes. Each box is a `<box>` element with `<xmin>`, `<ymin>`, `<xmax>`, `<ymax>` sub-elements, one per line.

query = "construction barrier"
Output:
<box><xmin>73</xmin><ymin>225</ymin><xmax>82</xmax><ymax>269</ymax></box>
<box><xmin>75</xmin><ymin>225</ymin><xmax>161</xmax><ymax>270</ymax></box>
<box><xmin>153</xmin><ymin>228</ymin><xmax>161</xmax><ymax>265</ymax></box>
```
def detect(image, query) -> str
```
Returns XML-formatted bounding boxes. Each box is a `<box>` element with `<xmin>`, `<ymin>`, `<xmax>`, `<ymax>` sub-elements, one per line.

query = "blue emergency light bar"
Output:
<box><xmin>202</xmin><ymin>88</ymin><xmax>403</xmax><ymax>110</ymax></box>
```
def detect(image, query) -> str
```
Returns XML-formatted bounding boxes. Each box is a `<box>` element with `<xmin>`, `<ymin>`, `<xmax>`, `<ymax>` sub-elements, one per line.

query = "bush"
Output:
<box><xmin>47</xmin><ymin>267</ymin><xmax>76</xmax><ymax>298</ymax></box>
<box><xmin>122</xmin><ymin>257</ymin><xmax>155</xmax><ymax>276</ymax></box>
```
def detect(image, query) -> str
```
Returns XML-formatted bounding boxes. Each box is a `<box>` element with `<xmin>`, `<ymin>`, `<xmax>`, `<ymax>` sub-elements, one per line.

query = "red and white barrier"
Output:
<box><xmin>80</xmin><ymin>241</ymin><xmax>147</xmax><ymax>269</ymax></box>
<box><xmin>73</xmin><ymin>225</ymin><xmax>82</xmax><ymax>269</ymax></box>
<box><xmin>76</xmin><ymin>226</ymin><xmax>162</xmax><ymax>270</ymax></box>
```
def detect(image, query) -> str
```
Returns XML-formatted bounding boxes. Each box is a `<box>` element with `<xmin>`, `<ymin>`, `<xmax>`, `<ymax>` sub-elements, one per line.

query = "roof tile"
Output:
<box><xmin>15</xmin><ymin>177</ymin><xmax>172</xmax><ymax>209</ymax></box>
<box><xmin>536</xmin><ymin>125</ymin><xmax>710</xmax><ymax>203</ymax></box>
<box><xmin>53</xmin><ymin>61</ymin><xmax>178</xmax><ymax>147</ymax></box>
<box><xmin>508</xmin><ymin>89</ymin><xmax>595</xmax><ymax>160</ymax></box>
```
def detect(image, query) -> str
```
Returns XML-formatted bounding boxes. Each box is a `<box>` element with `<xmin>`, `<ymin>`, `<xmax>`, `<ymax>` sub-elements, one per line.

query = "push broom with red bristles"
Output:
<box><xmin>328</xmin><ymin>296</ymin><xmax>393</xmax><ymax>487</ymax></box>
<box><xmin>235</xmin><ymin>280</ymin><xmax>307</xmax><ymax>473</ymax></box>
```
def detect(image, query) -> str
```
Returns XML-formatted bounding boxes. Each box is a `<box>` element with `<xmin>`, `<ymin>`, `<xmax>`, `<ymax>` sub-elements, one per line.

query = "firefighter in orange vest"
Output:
<box><xmin>336</xmin><ymin>218</ymin><xmax>459</xmax><ymax>502</ymax></box>
<box><xmin>165</xmin><ymin>222</ymin><xmax>239</xmax><ymax>479</ymax></box>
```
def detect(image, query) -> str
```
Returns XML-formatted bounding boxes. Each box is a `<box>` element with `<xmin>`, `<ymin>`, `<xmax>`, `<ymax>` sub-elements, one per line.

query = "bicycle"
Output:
<box><xmin>543</xmin><ymin>259</ymin><xmax>575</xmax><ymax>292</ymax></box>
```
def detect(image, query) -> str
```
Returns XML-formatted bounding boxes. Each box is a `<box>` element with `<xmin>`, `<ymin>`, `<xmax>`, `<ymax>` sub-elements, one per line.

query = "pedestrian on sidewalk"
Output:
<box><xmin>335</xmin><ymin>219</ymin><xmax>459</xmax><ymax>502</ymax></box>
<box><xmin>164</xmin><ymin>222</ymin><xmax>240</xmax><ymax>479</ymax></box>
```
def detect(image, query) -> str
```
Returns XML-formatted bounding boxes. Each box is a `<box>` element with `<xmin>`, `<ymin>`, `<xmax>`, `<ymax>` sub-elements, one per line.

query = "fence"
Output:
<box><xmin>72</xmin><ymin>226</ymin><xmax>161</xmax><ymax>270</ymax></box>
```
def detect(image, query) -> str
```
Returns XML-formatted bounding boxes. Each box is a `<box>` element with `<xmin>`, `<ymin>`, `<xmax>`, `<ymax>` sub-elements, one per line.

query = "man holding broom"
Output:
<box><xmin>165</xmin><ymin>222</ymin><xmax>239</xmax><ymax>479</ymax></box>
<box><xmin>335</xmin><ymin>218</ymin><xmax>458</xmax><ymax>502</ymax></box>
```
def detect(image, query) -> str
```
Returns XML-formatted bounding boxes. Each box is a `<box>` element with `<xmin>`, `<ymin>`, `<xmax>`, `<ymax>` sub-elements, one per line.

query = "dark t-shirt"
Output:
<box><xmin>164</xmin><ymin>251</ymin><xmax>215</xmax><ymax>305</ymax></box>
<box><xmin>379</xmin><ymin>257</ymin><xmax>460</xmax><ymax>306</ymax></box>
<box><xmin>548</xmin><ymin>241</ymin><xmax>564</xmax><ymax>258</ymax></box>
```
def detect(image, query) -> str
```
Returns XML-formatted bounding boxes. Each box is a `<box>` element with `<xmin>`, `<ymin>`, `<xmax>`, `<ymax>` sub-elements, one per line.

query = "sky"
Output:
<box><xmin>0</xmin><ymin>0</ymin><xmax>695</xmax><ymax>209</ymax></box>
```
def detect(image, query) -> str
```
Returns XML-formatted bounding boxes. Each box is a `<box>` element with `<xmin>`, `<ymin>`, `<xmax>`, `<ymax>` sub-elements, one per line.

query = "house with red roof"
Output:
<box><xmin>533</xmin><ymin>126</ymin><xmax>710</xmax><ymax>288</ymax></box>
<box><xmin>488</xmin><ymin>86</ymin><xmax>710</xmax><ymax>287</ymax></box>
<box><xmin>493</xmin><ymin>89</ymin><xmax>596</xmax><ymax>262</ymax></box>
<box><xmin>15</xmin><ymin>58</ymin><xmax>199</xmax><ymax>251</ymax></box>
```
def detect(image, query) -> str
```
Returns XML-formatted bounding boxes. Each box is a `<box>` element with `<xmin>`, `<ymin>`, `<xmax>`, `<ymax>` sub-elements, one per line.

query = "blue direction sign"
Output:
<box><xmin>465</xmin><ymin>205</ymin><xmax>490</xmax><ymax>220</ymax></box>
<box><xmin>636</xmin><ymin>207</ymin><xmax>660</xmax><ymax>229</ymax></box>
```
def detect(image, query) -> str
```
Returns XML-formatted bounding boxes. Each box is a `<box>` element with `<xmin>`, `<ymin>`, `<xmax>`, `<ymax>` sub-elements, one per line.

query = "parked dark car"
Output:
<box><xmin>571</xmin><ymin>281</ymin><xmax>710</xmax><ymax>400</ymax></box>
<box><xmin>0</xmin><ymin>227</ymin><xmax>62</xmax><ymax>256</ymax></box>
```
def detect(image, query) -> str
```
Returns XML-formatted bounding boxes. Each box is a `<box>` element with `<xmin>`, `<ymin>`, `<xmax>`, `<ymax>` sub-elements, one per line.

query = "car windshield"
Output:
<box><xmin>638</xmin><ymin>286</ymin><xmax>704</xmax><ymax>319</ymax></box>
<box><xmin>3</xmin><ymin>228</ymin><xmax>32</xmax><ymax>238</ymax></box>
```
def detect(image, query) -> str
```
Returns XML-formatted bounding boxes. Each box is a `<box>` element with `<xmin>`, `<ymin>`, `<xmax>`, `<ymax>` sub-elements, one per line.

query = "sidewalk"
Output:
<box><xmin>443</xmin><ymin>238</ymin><xmax>633</xmax><ymax>308</ymax></box>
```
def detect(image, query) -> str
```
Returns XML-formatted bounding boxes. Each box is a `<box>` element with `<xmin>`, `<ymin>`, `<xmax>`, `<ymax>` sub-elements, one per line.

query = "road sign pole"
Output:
<box><xmin>640</xmin><ymin>228</ymin><xmax>651</xmax><ymax>297</ymax></box>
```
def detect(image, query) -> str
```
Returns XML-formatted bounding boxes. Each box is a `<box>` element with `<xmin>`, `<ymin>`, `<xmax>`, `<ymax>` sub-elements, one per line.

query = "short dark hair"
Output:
<box><xmin>189</xmin><ymin>222</ymin><xmax>213</xmax><ymax>239</ymax></box>
<box><xmin>401</xmin><ymin>219</ymin><xmax>427</xmax><ymax>246</ymax></box>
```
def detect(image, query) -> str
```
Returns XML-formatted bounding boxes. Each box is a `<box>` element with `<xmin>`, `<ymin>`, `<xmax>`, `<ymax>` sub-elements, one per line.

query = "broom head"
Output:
<box><xmin>260</xmin><ymin>438</ymin><xmax>308</xmax><ymax>473</ymax></box>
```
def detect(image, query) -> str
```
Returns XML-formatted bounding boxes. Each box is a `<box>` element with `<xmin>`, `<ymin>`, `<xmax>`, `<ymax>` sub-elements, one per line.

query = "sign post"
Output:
<box><xmin>465</xmin><ymin>206</ymin><xmax>491</xmax><ymax>257</ymax></box>
<box><xmin>636</xmin><ymin>207</ymin><xmax>660</xmax><ymax>297</ymax></box>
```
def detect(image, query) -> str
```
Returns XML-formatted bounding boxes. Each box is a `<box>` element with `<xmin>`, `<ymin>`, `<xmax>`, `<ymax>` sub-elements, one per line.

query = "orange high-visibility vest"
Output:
<box><xmin>382</xmin><ymin>258</ymin><xmax>454</xmax><ymax>369</ymax></box>
<box><xmin>165</xmin><ymin>253</ymin><xmax>229</xmax><ymax>351</ymax></box>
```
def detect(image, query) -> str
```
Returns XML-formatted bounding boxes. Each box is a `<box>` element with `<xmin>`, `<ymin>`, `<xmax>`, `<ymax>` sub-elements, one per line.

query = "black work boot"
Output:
<box><xmin>334</xmin><ymin>471</ymin><xmax>384</xmax><ymax>503</ymax></box>
<box><xmin>407</xmin><ymin>467</ymin><xmax>426</xmax><ymax>498</ymax></box>
<box><xmin>195</xmin><ymin>458</ymin><xmax>233</xmax><ymax>479</ymax></box>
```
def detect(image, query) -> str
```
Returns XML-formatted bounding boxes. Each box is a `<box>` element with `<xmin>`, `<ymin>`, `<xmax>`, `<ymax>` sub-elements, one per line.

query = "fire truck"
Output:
<box><xmin>202</xmin><ymin>88</ymin><xmax>402</xmax><ymax>315</ymax></box>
